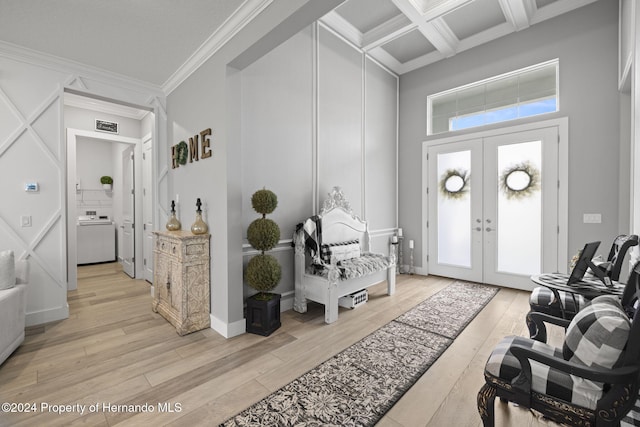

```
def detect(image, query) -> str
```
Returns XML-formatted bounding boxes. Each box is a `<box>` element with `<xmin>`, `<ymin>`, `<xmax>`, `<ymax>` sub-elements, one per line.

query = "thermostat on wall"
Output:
<box><xmin>25</xmin><ymin>182</ymin><xmax>39</xmax><ymax>192</ymax></box>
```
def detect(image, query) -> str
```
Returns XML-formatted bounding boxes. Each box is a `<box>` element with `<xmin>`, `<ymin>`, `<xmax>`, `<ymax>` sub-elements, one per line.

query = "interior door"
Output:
<box><xmin>142</xmin><ymin>136</ymin><xmax>154</xmax><ymax>283</ymax></box>
<box><xmin>122</xmin><ymin>146</ymin><xmax>135</xmax><ymax>278</ymax></box>
<box><xmin>427</xmin><ymin>126</ymin><xmax>559</xmax><ymax>289</ymax></box>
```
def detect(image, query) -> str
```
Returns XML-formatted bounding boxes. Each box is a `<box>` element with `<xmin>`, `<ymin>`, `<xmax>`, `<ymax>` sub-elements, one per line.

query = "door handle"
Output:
<box><xmin>486</xmin><ymin>227</ymin><xmax>494</xmax><ymax>232</ymax></box>
<box><xmin>475</xmin><ymin>227</ymin><xmax>482</xmax><ymax>231</ymax></box>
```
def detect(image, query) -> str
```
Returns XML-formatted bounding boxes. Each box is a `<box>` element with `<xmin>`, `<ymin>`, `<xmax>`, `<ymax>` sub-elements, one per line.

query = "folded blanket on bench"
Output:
<box><xmin>295</xmin><ymin>216</ymin><xmax>322</xmax><ymax>264</ymax></box>
<box><xmin>306</xmin><ymin>253</ymin><xmax>390</xmax><ymax>280</ymax></box>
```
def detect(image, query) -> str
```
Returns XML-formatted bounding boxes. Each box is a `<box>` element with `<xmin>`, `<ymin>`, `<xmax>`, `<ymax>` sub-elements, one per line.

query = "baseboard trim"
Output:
<box><xmin>280</xmin><ymin>291</ymin><xmax>294</xmax><ymax>312</ymax></box>
<box><xmin>210</xmin><ymin>315</ymin><xmax>246</xmax><ymax>338</ymax></box>
<box><xmin>26</xmin><ymin>304</ymin><xmax>69</xmax><ymax>327</ymax></box>
<box><xmin>396</xmin><ymin>265</ymin><xmax>427</xmax><ymax>276</ymax></box>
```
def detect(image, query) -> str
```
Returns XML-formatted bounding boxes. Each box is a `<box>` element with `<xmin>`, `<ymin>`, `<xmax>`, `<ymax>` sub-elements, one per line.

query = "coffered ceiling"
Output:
<box><xmin>0</xmin><ymin>0</ymin><xmax>601</xmax><ymax>94</ymax></box>
<box><xmin>322</xmin><ymin>0</ymin><xmax>600</xmax><ymax>74</ymax></box>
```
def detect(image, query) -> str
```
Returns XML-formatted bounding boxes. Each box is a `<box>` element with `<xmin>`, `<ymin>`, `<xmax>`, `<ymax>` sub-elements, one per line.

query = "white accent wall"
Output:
<box><xmin>239</xmin><ymin>23</ymin><xmax>398</xmax><ymax>309</ymax></box>
<box><xmin>0</xmin><ymin>49</ymin><xmax>164</xmax><ymax>326</ymax></box>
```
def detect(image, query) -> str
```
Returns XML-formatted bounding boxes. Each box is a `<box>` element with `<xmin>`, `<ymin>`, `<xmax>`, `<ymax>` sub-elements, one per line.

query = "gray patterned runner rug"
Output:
<box><xmin>222</xmin><ymin>281</ymin><xmax>499</xmax><ymax>426</ymax></box>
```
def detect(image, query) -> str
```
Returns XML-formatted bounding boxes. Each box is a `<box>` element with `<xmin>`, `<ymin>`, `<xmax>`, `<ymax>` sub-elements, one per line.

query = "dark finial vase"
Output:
<box><xmin>166</xmin><ymin>200</ymin><xmax>181</xmax><ymax>231</ymax></box>
<box><xmin>191</xmin><ymin>198</ymin><xmax>208</xmax><ymax>235</ymax></box>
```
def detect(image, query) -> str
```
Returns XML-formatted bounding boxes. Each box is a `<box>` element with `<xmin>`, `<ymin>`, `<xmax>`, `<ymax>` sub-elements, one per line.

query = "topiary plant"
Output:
<box><xmin>100</xmin><ymin>176</ymin><xmax>113</xmax><ymax>185</ymax></box>
<box><xmin>245</xmin><ymin>188</ymin><xmax>281</xmax><ymax>300</ymax></box>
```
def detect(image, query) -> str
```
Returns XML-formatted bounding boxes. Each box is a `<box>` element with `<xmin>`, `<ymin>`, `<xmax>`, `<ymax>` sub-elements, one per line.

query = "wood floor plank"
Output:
<box><xmin>120</xmin><ymin>354</ymin><xmax>285</xmax><ymax>426</ymax></box>
<box><xmin>102</xmin><ymin>333</ymin><xmax>297</xmax><ymax>425</ymax></box>
<box><xmin>0</xmin><ymin>262</ymin><xmax>557</xmax><ymax>427</ymax></box>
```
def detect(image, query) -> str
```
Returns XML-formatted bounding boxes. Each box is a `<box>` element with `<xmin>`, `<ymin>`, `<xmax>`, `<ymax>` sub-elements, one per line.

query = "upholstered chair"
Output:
<box><xmin>0</xmin><ymin>251</ymin><xmax>29</xmax><ymax>365</ymax></box>
<box><xmin>478</xmin><ymin>261</ymin><xmax>640</xmax><ymax>427</ymax></box>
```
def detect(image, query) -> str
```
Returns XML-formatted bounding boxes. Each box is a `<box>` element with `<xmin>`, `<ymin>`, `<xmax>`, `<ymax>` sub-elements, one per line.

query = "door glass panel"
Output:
<box><xmin>437</xmin><ymin>150</ymin><xmax>471</xmax><ymax>267</ymax></box>
<box><xmin>496</xmin><ymin>140</ymin><xmax>542</xmax><ymax>275</ymax></box>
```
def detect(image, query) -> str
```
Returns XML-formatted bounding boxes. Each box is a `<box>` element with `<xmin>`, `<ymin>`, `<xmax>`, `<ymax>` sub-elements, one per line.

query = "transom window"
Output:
<box><xmin>427</xmin><ymin>59</ymin><xmax>559</xmax><ymax>135</ymax></box>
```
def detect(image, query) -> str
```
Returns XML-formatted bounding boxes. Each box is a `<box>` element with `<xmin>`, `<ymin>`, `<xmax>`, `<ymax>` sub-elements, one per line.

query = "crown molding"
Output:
<box><xmin>0</xmin><ymin>40</ymin><xmax>164</xmax><ymax>98</ymax></box>
<box><xmin>0</xmin><ymin>1</ymin><xmax>274</xmax><ymax>98</ymax></box>
<box><xmin>64</xmin><ymin>92</ymin><xmax>150</xmax><ymax>120</ymax></box>
<box><xmin>162</xmin><ymin>0</ymin><xmax>273</xmax><ymax>95</ymax></box>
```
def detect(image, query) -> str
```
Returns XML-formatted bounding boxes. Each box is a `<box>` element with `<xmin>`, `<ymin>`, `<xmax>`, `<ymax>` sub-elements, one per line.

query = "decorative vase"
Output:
<box><xmin>191</xmin><ymin>198</ymin><xmax>208</xmax><ymax>235</ymax></box>
<box><xmin>102</xmin><ymin>184</ymin><xmax>112</xmax><ymax>191</ymax></box>
<box><xmin>166</xmin><ymin>200</ymin><xmax>181</xmax><ymax>231</ymax></box>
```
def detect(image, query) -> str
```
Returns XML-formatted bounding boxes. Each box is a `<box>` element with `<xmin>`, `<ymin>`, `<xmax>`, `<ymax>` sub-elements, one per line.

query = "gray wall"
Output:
<box><xmin>240</xmin><ymin>25</ymin><xmax>314</xmax><ymax>307</ymax></box>
<box><xmin>166</xmin><ymin>1</ymin><xmax>346</xmax><ymax>336</ymax></box>
<box><xmin>399</xmin><ymin>0</ymin><xmax>621</xmax><ymax>268</ymax></box>
<box><xmin>239</xmin><ymin>24</ymin><xmax>398</xmax><ymax>309</ymax></box>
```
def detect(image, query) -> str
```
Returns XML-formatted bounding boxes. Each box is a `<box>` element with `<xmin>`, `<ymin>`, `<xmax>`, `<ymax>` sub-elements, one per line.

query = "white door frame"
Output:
<box><xmin>121</xmin><ymin>145</ymin><xmax>136</xmax><ymax>278</ymax></box>
<box><xmin>142</xmin><ymin>134</ymin><xmax>154</xmax><ymax>283</ymax></box>
<box><xmin>66</xmin><ymin>129</ymin><xmax>141</xmax><ymax>290</ymax></box>
<box><xmin>421</xmin><ymin>117</ymin><xmax>569</xmax><ymax>285</ymax></box>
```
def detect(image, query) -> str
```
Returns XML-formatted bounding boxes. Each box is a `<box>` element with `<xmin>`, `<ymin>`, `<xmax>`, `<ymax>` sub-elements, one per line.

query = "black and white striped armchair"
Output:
<box><xmin>478</xmin><ymin>262</ymin><xmax>640</xmax><ymax>426</ymax></box>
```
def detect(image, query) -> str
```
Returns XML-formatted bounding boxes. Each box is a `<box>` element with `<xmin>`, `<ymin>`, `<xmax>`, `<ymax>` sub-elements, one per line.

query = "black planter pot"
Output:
<box><xmin>246</xmin><ymin>293</ymin><xmax>281</xmax><ymax>336</ymax></box>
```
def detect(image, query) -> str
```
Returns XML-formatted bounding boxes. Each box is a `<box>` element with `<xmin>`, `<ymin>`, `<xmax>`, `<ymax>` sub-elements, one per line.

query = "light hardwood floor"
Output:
<box><xmin>0</xmin><ymin>262</ymin><xmax>564</xmax><ymax>427</ymax></box>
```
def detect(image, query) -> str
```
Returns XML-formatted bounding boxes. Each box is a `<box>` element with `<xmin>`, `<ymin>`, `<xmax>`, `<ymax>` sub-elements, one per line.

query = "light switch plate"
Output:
<box><xmin>583</xmin><ymin>213</ymin><xmax>602</xmax><ymax>224</ymax></box>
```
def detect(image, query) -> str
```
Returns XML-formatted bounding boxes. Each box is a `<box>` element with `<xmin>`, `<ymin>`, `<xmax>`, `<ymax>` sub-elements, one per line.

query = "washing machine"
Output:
<box><xmin>77</xmin><ymin>214</ymin><xmax>116</xmax><ymax>264</ymax></box>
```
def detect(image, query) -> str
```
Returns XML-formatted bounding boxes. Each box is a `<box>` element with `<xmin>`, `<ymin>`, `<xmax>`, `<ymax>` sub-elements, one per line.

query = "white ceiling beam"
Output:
<box><xmin>419</xmin><ymin>18</ymin><xmax>459</xmax><ymax>57</ymax></box>
<box><xmin>321</xmin><ymin>0</ymin><xmax>598</xmax><ymax>76</ymax></box>
<box><xmin>362</xmin><ymin>14</ymin><xmax>414</xmax><ymax>51</ymax></box>
<box><xmin>498</xmin><ymin>0</ymin><xmax>535</xmax><ymax>31</ymax></box>
<box><xmin>530</xmin><ymin>0</ymin><xmax>598</xmax><ymax>25</ymax></box>
<box><xmin>319</xmin><ymin>11</ymin><xmax>364</xmax><ymax>47</ymax></box>
<box><xmin>409</xmin><ymin>0</ymin><xmax>476</xmax><ymax>21</ymax></box>
<box><xmin>392</xmin><ymin>0</ymin><xmax>461</xmax><ymax>58</ymax></box>
<box><xmin>397</xmin><ymin>21</ymin><xmax>512</xmax><ymax>75</ymax></box>
<box><xmin>391</xmin><ymin>0</ymin><xmax>428</xmax><ymax>22</ymax></box>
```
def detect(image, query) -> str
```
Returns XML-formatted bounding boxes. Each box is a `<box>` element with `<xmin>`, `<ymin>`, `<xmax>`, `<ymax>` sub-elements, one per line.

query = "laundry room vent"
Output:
<box><xmin>95</xmin><ymin>119</ymin><xmax>119</xmax><ymax>134</ymax></box>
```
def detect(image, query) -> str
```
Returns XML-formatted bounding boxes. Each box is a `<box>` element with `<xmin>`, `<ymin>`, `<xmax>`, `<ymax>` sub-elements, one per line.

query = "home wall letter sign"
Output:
<box><xmin>172</xmin><ymin>128</ymin><xmax>213</xmax><ymax>169</ymax></box>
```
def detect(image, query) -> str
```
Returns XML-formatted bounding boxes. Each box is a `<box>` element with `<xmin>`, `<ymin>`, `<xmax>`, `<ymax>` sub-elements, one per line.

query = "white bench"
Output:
<box><xmin>293</xmin><ymin>188</ymin><xmax>396</xmax><ymax>324</ymax></box>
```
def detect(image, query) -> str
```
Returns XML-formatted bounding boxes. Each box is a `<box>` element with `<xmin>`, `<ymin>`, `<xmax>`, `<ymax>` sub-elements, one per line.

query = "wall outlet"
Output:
<box><xmin>21</xmin><ymin>215</ymin><xmax>32</xmax><ymax>227</ymax></box>
<box><xmin>583</xmin><ymin>213</ymin><xmax>602</xmax><ymax>224</ymax></box>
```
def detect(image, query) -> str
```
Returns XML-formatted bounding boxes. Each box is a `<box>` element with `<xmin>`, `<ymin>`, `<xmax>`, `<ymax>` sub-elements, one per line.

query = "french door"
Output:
<box><xmin>427</xmin><ymin>126</ymin><xmax>559</xmax><ymax>290</ymax></box>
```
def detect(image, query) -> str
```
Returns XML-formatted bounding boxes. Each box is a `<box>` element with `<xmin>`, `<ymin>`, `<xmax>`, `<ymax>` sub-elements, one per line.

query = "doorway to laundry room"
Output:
<box><xmin>64</xmin><ymin>92</ymin><xmax>155</xmax><ymax>291</ymax></box>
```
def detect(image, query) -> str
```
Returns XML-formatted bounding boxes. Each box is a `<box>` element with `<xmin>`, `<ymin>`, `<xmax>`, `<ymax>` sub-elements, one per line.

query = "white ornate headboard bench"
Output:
<box><xmin>293</xmin><ymin>187</ymin><xmax>396</xmax><ymax>323</ymax></box>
